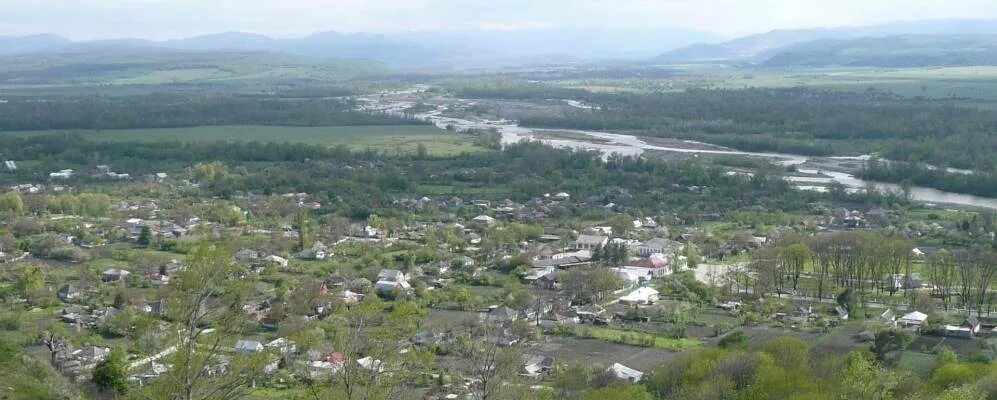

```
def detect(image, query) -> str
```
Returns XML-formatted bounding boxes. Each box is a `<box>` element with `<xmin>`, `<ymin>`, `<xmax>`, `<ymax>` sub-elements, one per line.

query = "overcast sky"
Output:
<box><xmin>3</xmin><ymin>0</ymin><xmax>997</xmax><ymax>40</ymax></box>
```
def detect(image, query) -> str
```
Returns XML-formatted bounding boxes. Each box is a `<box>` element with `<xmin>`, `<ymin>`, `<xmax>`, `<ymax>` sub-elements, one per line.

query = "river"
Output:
<box><xmin>358</xmin><ymin>96</ymin><xmax>997</xmax><ymax>211</ymax></box>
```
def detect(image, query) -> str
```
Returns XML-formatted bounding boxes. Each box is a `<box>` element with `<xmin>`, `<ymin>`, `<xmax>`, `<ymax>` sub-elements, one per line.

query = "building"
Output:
<box><xmin>607</xmin><ymin>363</ymin><xmax>643</xmax><ymax>382</ymax></box>
<box><xmin>636</xmin><ymin>238</ymin><xmax>681</xmax><ymax>257</ymax></box>
<box><xmin>619</xmin><ymin>287</ymin><xmax>660</xmax><ymax>305</ymax></box>
<box><xmin>57</xmin><ymin>284</ymin><xmax>81</xmax><ymax>301</ymax></box>
<box><xmin>899</xmin><ymin>311</ymin><xmax>928</xmax><ymax>331</ymax></box>
<box><xmin>472</xmin><ymin>215</ymin><xmax>496</xmax><ymax>225</ymax></box>
<box><xmin>886</xmin><ymin>273</ymin><xmax>923</xmax><ymax>292</ymax></box>
<box><xmin>376</xmin><ymin>269</ymin><xmax>408</xmax><ymax>283</ymax></box>
<box><xmin>101</xmin><ymin>268</ymin><xmax>131</xmax><ymax>283</ymax></box>
<box><xmin>487</xmin><ymin>306</ymin><xmax>519</xmax><ymax>323</ymax></box>
<box><xmin>234</xmin><ymin>340</ymin><xmax>264</xmax><ymax>354</ymax></box>
<box><xmin>944</xmin><ymin>317</ymin><xmax>981</xmax><ymax>338</ymax></box>
<box><xmin>571</xmin><ymin>234</ymin><xmax>609</xmax><ymax>251</ymax></box>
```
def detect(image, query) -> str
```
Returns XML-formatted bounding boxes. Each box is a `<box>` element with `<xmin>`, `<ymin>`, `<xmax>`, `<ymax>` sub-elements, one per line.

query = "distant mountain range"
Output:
<box><xmin>5</xmin><ymin>19</ymin><xmax>997</xmax><ymax>69</ymax></box>
<box><xmin>657</xmin><ymin>19</ymin><xmax>997</xmax><ymax>67</ymax></box>
<box><xmin>0</xmin><ymin>28</ymin><xmax>718</xmax><ymax>69</ymax></box>
<box><xmin>762</xmin><ymin>35</ymin><xmax>997</xmax><ymax>67</ymax></box>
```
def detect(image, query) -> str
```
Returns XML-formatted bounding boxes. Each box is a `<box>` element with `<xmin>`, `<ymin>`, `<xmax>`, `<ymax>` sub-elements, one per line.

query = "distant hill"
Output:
<box><xmin>0</xmin><ymin>49</ymin><xmax>390</xmax><ymax>87</ymax></box>
<box><xmin>0</xmin><ymin>27</ymin><xmax>717</xmax><ymax>68</ymax></box>
<box><xmin>0</xmin><ymin>34</ymin><xmax>72</xmax><ymax>54</ymax></box>
<box><xmin>657</xmin><ymin>19</ymin><xmax>997</xmax><ymax>63</ymax></box>
<box><xmin>763</xmin><ymin>35</ymin><xmax>997</xmax><ymax>67</ymax></box>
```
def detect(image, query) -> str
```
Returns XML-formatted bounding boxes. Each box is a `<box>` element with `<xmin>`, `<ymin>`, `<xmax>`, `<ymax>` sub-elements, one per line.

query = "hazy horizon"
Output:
<box><xmin>3</xmin><ymin>0</ymin><xmax>997</xmax><ymax>41</ymax></box>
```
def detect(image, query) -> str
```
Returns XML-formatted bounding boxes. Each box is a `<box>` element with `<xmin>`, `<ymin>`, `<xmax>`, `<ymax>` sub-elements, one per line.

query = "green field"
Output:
<box><xmin>556</xmin><ymin>66</ymin><xmax>997</xmax><ymax>105</ymax></box>
<box><xmin>570</xmin><ymin>326</ymin><xmax>703</xmax><ymax>350</ymax></box>
<box><xmin>4</xmin><ymin>125</ymin><xmax>482</xmax><ymax>155</ymax></box>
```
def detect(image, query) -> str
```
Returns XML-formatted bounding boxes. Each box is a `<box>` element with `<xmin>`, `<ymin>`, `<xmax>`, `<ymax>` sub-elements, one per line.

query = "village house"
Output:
<box><xmin>571</xmin><ymin>234</ymin><xmax>609</xmax><ymax>251</ymax></box>
<box><xmin>636</xmin><ymin>238</ymin><xmax>681</xmax><ymax>257</ymax></box>
<box><xmin>412</xmin><ymin>329</ymin><xmax>442</xmax><ymax>346</ymax></box>
<box><xmin>626</xmin><ymin>254</ymin><xmax>671</xmax><ymax>278</ymax></box>
<box><xmin>619</xmin><ymin>287</ymin><xmax>660</xmax><ymax>305</ymax></box>
<box><xmin>297</xmin><ymin>241</ymin><xmax>329</xmax><ymax>260</ymax></box>
<box><xmin>234</xmin><ymin>340</ymin><xmax>264</xmax><ymax>354</ymax></box>
<box><xmin>886</xmin><ymin>273</ymin><xmax>923</xmax><ymax>292</ymax></box>
<box><xmin>607</xmin><ymin>363</ymin><xmax>643</xmax><ymax>382</ymax></box>
<box><xmin>57</xmin><ymin>284</ymin><xmax>81</xmax><ymax>301</ymax></box>
<box><xmin>472</xmin><ymin>215</ymin><xmax>496</xmax><ymax>225</ymax></box>
<box><xmin>235</xmin><ymin>249</ymin><xmax>261</xmax><ymax>262</ymax></box>
<box><xmin>880</xmin><ymin>309</ymin><xmax>897</xmax><ymax>327</ymax></box>
<box><xmin>521</xmin><ymin>354</ymin><xmax>555</xmax><ymax>378</ymax></box>
<box><xmin>487</xmin><ymin>306</ymin><xmax>519</xmax><ymax>323</ymax></box>
<box><xmin>944</xmin><ymin>317</ymin><xmax>981</xmax><ymax>338</ymax></box>
<box><xmin>899</xmin><ymin>311</ymin><xmax>929</xmax><ymax>332</ymax></box>
<box><xmin>262</xmin><ymin>255</ymin><xmax>289</xmax><ymax>268</ymax></box>
<box><xmin>101</xmin><ymin>268</ymin><xmax>131</xmax><ymax>283</ymax></box>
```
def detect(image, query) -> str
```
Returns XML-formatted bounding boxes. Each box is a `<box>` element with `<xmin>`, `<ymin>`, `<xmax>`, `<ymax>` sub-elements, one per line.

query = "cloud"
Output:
<box><xmin>2</xmin><ymin>0</ymin><xmax>996</xmax><ymax>39</ymax></box>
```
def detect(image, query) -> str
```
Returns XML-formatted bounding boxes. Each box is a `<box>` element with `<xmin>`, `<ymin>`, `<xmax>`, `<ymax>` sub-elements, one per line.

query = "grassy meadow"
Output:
<box><xmin>3</xmin><ymin>125</ymin><xmax>481</xmax><ymax>155</ymax></box>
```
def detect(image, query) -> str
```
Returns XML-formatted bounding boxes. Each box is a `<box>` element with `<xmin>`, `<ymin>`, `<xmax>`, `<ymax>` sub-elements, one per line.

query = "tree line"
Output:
<box><xmin>0</xmin><ymin>93</ymin><xmax>423</xmax><ymax>131</ymax></box>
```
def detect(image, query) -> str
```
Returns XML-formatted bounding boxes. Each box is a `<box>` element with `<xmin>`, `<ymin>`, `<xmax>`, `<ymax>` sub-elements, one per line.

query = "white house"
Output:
<box><xmin>49</xmin><ymin>169</ymin><xmax>74</xmax><ymax>179</ymax></box>
<box><xmin>234</xmin><ymin>340</ymin><xmax>264</xmax><ymax>354</ymax></box>
<box><xmin>552</xmin><ymin>192</ymin><xmax>571</xmax><ymax>201</ymax></box>
<box><xmin>899</xmin><ymin>311</ymin><xmax>928</xmax><ymax>331</ymax></box>
<box><xmin>473</xmin><ymin>215</ymin><xmax>496</xmax><ymax>225</ymax></box>
<box><xmin>263</xmin><ymin>255</ymin><xmax>289</xmax><ymax>268</ymax></box>
<box><xmin>619</xmin><ymin>287</ymin><xmax>659</xmax><ymax>305</ymax></box>
<box><xmin>374</xmin><ymin>280</ymin><xmax>412</xmax><ymax>294</ymax></box>
<box><xmin>101</xmin><ymin>268</ymin><xmax>131</xmax><ymax>282</ymax></box>
<box><xmin>607</xmin><ymin>363</ymin><xmax>643</xmax><ymax>382</ymax></box>
<box><xmin>571</xmin><ymin>234</ymin><xmax>608</xmax><ymax>251</ymax></box>
<box><xmin>637</xmin><ymin>238</ymin><xmax>681</xmax><ymax>257</ymax></box>
<box><xmin>377</xmin><ymin>269</ymin><xmax>408</xmax><ymax>283</ymax></box>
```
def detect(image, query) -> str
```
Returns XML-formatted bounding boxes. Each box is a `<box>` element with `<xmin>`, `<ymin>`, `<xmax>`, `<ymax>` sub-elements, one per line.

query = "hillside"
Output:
<box><xmin>762</xmin><ymin>35</ymin><xmax>997</xmax><ymax>67</ymax></box>
<box><xmin>657</xmin><ymin>18</ymin><xmax>997</xmax><ymax>63</ymax></box>
<box><xmin>0</xmin><ymin>50</ymin><xmax>390</xmax><ymax>89</ymax></box>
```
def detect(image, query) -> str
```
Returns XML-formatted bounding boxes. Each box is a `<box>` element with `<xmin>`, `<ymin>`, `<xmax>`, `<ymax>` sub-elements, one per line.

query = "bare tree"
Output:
<box><xmin>457</xmin><ymin>322</ymin><xmax>524</xmax><ymax>400</ymax></box>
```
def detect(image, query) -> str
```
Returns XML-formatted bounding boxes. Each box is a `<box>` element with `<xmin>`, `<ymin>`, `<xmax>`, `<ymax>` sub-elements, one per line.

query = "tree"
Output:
<box><xmin>296</xmin><ymin>209</ymin><xmax>310</xmax><ymax>252</ymax></box>
<box><xmin>684</xmin><ymin>245</ymin><xmax>701</xmax><ymax>269</ymax></box>
<box><xmin>838</xmin><ymin>351</ymin><xmax>900</xmax><ymax>400</ymax></box>
<box><xmin>561</xmin><ymin>267</ymin><xmax>623</xmax><ymax>304</ymax></box>
<box><xmin>871</xmin><ymin>329</ymin><xmax>914</xmax><ymax>361</ymax></box>
<box><xmin>140</xmin><ymin>244</ymin><xmax>258</xmax><ymax>400</ymax></box>
<box><xmin>137</xmin><ymin>226</ymin><xmax>152</xmax><ymax>247</ymax></box>
<box><xmin>14</xmin><ymin>264</ymin><xmax>46</xmax><ymax>304</ymax></box>
<box><xmin>782</xmin><ymin>242</ymin><xmax>811</xmax><ymax>292</ymax></box>
<box><xmin>0</xmin><ymin>191</ymin><xmax>24</xmax><ymax>216</ymax></box>
<box><xmin>416</xmin><ymin>143</ymin><xmax>428</xmax><ymax>158</ymax></box>
<box><xmin>582</xmin><ymin>384</ymin><xmax>653</xmax><ymax>400</ymax></box>
<box><xmin>609</xmin><ymin>215</ymin><xmax>633</xmax><ymax>238</ymax></box>
<box><xmin>457</xmin><ymin>323</ymin><xmax>524</xmax><ymax>400</ymax></box>
<box><xmin>92</xmin><ymin>347</ymin><xmax>129</xmax><ymax>394</ymax></box>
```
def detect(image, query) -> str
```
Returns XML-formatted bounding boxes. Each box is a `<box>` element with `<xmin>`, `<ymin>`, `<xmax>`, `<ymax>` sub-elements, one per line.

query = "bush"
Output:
<box><xmin>718</xmin><ymin>330</ymin><xmax>747</xmax><ymax>349</ymax></box>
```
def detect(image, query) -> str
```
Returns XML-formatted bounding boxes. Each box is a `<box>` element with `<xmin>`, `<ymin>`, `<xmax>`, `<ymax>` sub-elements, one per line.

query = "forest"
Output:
<box><xmin>860</xmin><ymin>158</ymin><xmax>997</xmax><ymax>198</ymax></box>
<box><xmin>461</xmin><ymin>85</ymin><xmax>997</xmax><ymax>175</ymax></box>
<box><xmin>0</xmin><ymin>93</ymin><xmax>422</xmax><ymax>131</ymax></box>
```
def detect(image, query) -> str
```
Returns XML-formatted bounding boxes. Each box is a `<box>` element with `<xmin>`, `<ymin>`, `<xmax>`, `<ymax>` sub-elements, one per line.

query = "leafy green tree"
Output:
<box><xmin>0</xmin><ymin>191</ymin><xmax>24</xmax><ymax>216</ymax></box>
<box><xmin>92</xmin><ymin>347</ymin><xmax>129</xmax><ymax>394</ymax></box>
<box><xmin>137</xmin><ymin>226</ymin><xmax>152</xmax><ymax>247</ymax></box>
<box><xmin>838</xmin><ymin>351</ymin><xmax>900</xmax><ymax>400</ymax></box>
<box><xmin>582</xmin><ymin>384</ymin><xmax>653</xmax><ymax>400</ymax></box>
<box><xmin>684</xmin><ymin>245</ymin><xmax>701</xmax><ymax>268</ymax></box>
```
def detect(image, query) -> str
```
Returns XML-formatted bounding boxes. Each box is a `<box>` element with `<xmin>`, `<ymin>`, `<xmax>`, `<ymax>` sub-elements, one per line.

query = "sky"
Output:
<box><xmin>2</xmin><ymin>0</ymin><xmax>997</xmax><ymax>40</ymax></box>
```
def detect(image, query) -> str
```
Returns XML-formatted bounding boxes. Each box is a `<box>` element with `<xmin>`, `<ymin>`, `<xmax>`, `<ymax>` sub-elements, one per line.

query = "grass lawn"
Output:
<box><xmin>576</xmin><ymin>325</ymin><xmax>702</xmax><ymax>350</ymax></box>
<box><xmin>5</xmin><ymin>125</ymin><xmax>482</xmax><ymax>156</ymax></box>
<box><xmin>898</xmin><ymin>351</ymin><xmax>940</xmax><ymax>377</ymax></box>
